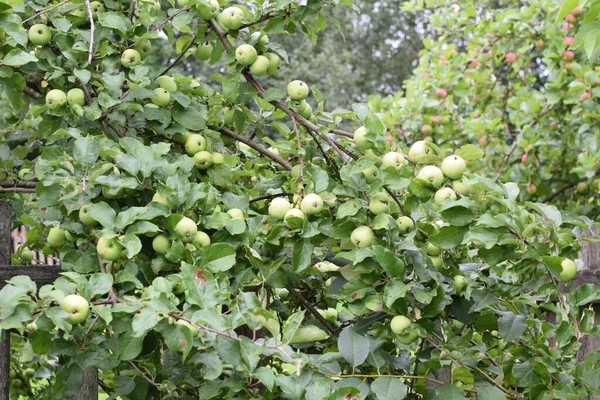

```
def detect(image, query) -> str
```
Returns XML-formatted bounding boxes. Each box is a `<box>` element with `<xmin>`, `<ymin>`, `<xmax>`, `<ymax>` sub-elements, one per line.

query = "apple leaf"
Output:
<box><xmin>455</xmin><ymin>144</ymin><xmax>485</xmax><ymax>161</ymax></box>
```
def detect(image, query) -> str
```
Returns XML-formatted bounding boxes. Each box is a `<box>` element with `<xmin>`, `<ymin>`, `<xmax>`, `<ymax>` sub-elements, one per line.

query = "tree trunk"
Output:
<box><xmin>65</xmin><ymin>368</ymin><xmax>98</xmax><ymax>400</ymax></box>
<box><xmin>0</xmin><ymin>200</ymin><xmax>12</xmax><ymax>400</ymax></box>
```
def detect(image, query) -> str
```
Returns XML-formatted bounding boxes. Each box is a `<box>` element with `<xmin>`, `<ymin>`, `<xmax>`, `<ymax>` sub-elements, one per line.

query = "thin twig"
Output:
<box><xmin>156</xmin><ymin>34</ymin><xmax>196</xmax><ymax>79</ymax></box>
<box><xmin>540</xmin><ymin>181</ymin><xmax>577</xmax><ymax>203</ymax></box>
<box><xmin>250</xmin><ymin>192</ymin><xmax>293</xmax><ymax>203</ymax></box>
<box><xmin>84</xmin><ymin>0</ymin><xmax>95</xmax><ymax>64</ymax></box>
<box><xmin>219</xmin><ymin>127</ymin><xmax>292</xmax><ymax>170</ymax></box>
<box><xmin>0</xmin><ymin>187</ymin><xmax>36</xmax><ymax>193</ymax></box>
<box><xmin>291</xmin><ymin>114</ymin><xmax>305</xmax><ymax>196</ymax></box>
<box><xmin>127</xmin><ymin>0</ymin><xmax>136</xmax><ymax>20</ymax></box>
<box><xmin>329</xmin><ymin>128</ymin><xmax>354</xmax><ymax>138</ymax></box>
<box><xmin>151</xmin><ymin>6</ymin><xmax>190</xmax><ymax>31</ymax></box>
<box><xmin>494</xmin><ymin>142</ymin><xmax>517</xmax><ymax>181</ymax></box>
<box><xmin>23</xmin><ymin>0</ymin><xmax>71</xmax><ymax>24</ymax></box>
<box><xmin>286</xmin><ymin>285</ymin><xmax>339</xmax><ymax>337</ymax></box>
<box><xmin>24</xmin><ymin>87</ymin><xmax>42</xmax><ymax>99</ymax></box>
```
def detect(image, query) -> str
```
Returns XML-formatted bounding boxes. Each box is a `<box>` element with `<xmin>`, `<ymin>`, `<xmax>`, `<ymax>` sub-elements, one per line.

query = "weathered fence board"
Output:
<box><xmin>0</xmin><ymin>200</ymin><xmax>12</xmax><ymax>400</ymax></box>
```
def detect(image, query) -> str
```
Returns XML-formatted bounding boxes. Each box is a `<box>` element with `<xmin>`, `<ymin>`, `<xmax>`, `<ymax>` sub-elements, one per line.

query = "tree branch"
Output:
<box><xmin>156</xmin><ymin>34</ymin><xmax>195</xmax><ymax>79</ymax></box>
<box><xmin>23</xmin><ymin>0</ymin><xmax>71</xmax><ymax>24</ymax></box>
<box><xmin>0</xmin><ymin>180</ymin><xmax>37</xmax><ymax>188</ymax></box>
<box><xmin>24</xmin><ymin>87</ymin><xmax>42</xmax><ymax>99</ymax></box>
<box><xmin>151</xmin><ymin>6</ymin><xmax>190</xmax><ymax>32</ymax></box>
<box><xmin>127</xmin><ymin>0</ymin><xmax>136</xmax><ymax>20</ymax></box>
<box><xmin>84</xmin><ymin>0</ymin><xmax>95</xmax><ymax>64</ymax></box>
<box><xmin>219</xmin><ymin>127</ymin><xmax>292</xmax><ymax>170</ymax></box>
<box><xmin>250</xmin><ymin>192</ymin><xmax>294</xmax><ymax>203</ymax></box>
<box><xmin>286</xmin><ymin>285</ymin><xmax>339</xmax><ymax>337</ymax></box>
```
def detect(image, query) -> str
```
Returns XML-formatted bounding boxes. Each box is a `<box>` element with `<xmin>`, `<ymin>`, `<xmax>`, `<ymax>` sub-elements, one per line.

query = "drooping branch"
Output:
<box><xmin>23</xmin><ymin>0</ymin><xmax>71</xmax><ymax>24</ymax></box>
<box><xmin>219</xmin><ymin>127</ymin><xmax>292</xmax><ymax>170</ymax></box>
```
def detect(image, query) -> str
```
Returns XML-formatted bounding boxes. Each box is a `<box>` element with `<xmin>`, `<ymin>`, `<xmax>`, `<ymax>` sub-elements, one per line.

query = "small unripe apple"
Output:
<box><xmin>563</xmin><ymin>50</ymin><xmax>575</xmax><ymax>61</ymax></box>
<box><xmin>526</xmin><ymin>183</ymin><xmax>537</xmax><ymax>194</ymax></box>
<box><xmin>564</xmin><ymin>36</ymin><xmax>574</xmax><ymax>46</ymax></box>
<box><xmin>284</xmin><ymin>208</ymin><xmax>305</xmax><ymax>229</ymax></box>
<box><xmin>265</xmin><ymin>53</ymin><xmax>281</xmax><ymax>75</ymax></box>
<box><xmin>435</xmin><ymin>88</ymin><xmax>447</xmax><ymax>97</ymax></box>
<box><xmin>369</xmin><ymin>193</ymin><xmax>390</xmax><ymax>215</ymax></box>
<box><xmin>20</xmin><ymin>247</ymin><xmax>34</xmax><ymax>262</ymax></box>
<box><xmin>235</xmin><ymin>44</ymin><xmax>258</xmax><ymax>66</ymax></box>
<box><xmin>298</xmin><ymin>100</ymin><xmax>312</xmax><ymax>119</ymax></box>
<box><xmin>249</xmin><ymin>55</ymin><xmax>270</xmax><ymax>76</ymax></box>
<box><xmin>580</xmin><ymin>92</ymin><xmax>590</xmax><ymax>101</ymax></box>
<box><xmin>417</xmin><ymin>165</ymin><xmax>444</xmax><ymax>188</ymax></box>
<box><xmin>408</xmin><ymin>141</ymin><xmax>432</xmax><ymax>163</ymax></box>
<box><xmin>287</xmin><ymin>80</ymin><xmax>309</xmax><ymax>101</ymax></box>
<box><xmin>152</xmin><ymin>234</ymin><xmax>171</xmax><ymax>254</ymax></box>
<box><xmin>363</xmin><ymin>165</ymin><xmax>379</xmax><ymax>184</ymax></box>
<box><xmin>211</xmin><ymin>152</ymin><xmax>225</xmax><ymax>165</ymax></box>
<box><xmin>121</xmin><ymin>49</ymin><xmax>141</xmax><ymax>68</ymax></box>
<box><xmin>151</xmin><ymin>88</ymin><xmax>171</xmax><ymax>107</ymax></box>
<box><xmin>505</xmin><ymin>52</ymin><xmax>517</xmax><ymax>62</ymax></box>
<box><xmin>353</xmin><ymin>126</ymin><xmax>372</xmax><ymax>150</ymax></box>
<box><xmin>67</xmin><ymin>88</ymin><xmax>85</xmax><ymax>107</ymax></box>
<box><xmin>454</xmin><ymin>275</ymin><xmax>467</xmax><ymax>293</ymax></box>
<box><xmin>133</xmin><ymin>39</ymin><xmax>152</xmax><ymax>60</ymax></box>
<box><xmin>195</xmin><ymin>42</ymin><xmax>214</xmax><ymax>60</ymax></box>
<box><xmin>46</xmin><ymin>89</ymin><xmax>67</xmax><ymax>109</ymax></box>
<box><xmin>152</xmin><ymin>192</ymin><xmax>172</xmax><ymax>208</ymax></box>
<box><xmin>576</xmin><ymin>182</ymin><xmax>587</xmax><ymax>193</ymax></box>
<box><xmin>193</xmin><ymin>231</ymin><xmax>211</xmax><ymax>248</ymax></box>
<box><xmin>97</xmin><ymin>237</ymin><xmax>123</xmax><ymax>261</ymax></box>
<box><xmin>390</xmin><ymin>315</ymin><xmax>411</xmax><ymax>334</ymax></box>
<box><xmin>220</xmin><ymin>6</ymin><xmax>244</xmax><ymax>30</ymax></box>
<box><xmin>396</xmin><ymin>216</ymin><xmax>414</xmax><ymax>233</ymax></box>
<box><xmin>452</xmin><ymin>178</ymin><xmax>472</xmax><ymax>195</ymax></box>
<box><xmin>535</xmin><ymin>39</ymin><xmax>544</xmax><ymax>47</ymax></box>
<box><xmin>156</xmin><ymin>76</ymin><xmax>178</xmax><ymax>93</ymax></box>
<box><xmin>430</xmin><ymin>256</ymin><xmax>442</xmax><ymax>269</ymax></box>
<box><xmin>47</xmin><ymin>226</ymin><xmax>66</xmax><ymax>248</ymax></box>
<box><xmin>300</xmin><ymin>193</ymin><xmax>324</xmax><ymax>215</ymax></box>
<box><xmin>175</xmin><ymin>319</ymin><xmax>199</xmax><ymax>335</ymax></box>
<box><xmin>60</xmin><ymin>294</ymin><xmax>90</xmax><ymax>325</ymax></box>
<box><xmin>382</xmin><ymin>152</ymin><xmax>405</xmax><ymax>169</ymax></box>
<box><xmin>559</xmin><ymin>259</ymin><xmax>577</xmax><ymax>281</ymax></box>
<box><xmin>426</xmin><ymin>242</ymin><xmax>441</xmax><ymax>256</ymax></box>
<box><xmin>28</xmin><ymin>24</ymin><xmax>52</xmax><ymax>45</ymax></box>
<box><xmin>441</xmin><ymin>155</ymin><xmax>466</xmax><ymax>179</ymax></box>
<box><xmin>269</xmin><ymin>197</ymin><xmax>292</xmax><ymax>220</ymax></box>
<box><xmin>434</xmin><ymin>187</ymin><xmax>457</xmax><ymax>204</ymax></box>
<box><xmin>196</xmin><ymin>0</ymin><xmax>219</xmax><ymax>19</ymax></box>
<box><xmin>79</xmin><ymin>204</ymin><xmax>98</xmax><ymax>226</ymax></box>
<box><xmin>185</xmin><ymin>134</ymin><xmax>207</xmax><ymax>155</ymax></box>
<box><xmin>351</xmin><ymin>226</ymin><xmax>375</xmax><ymax>248</ymax></box>
<box><xmin>174</xmin><ymin>217</ymin><xmax>198</xmax><ymax>243</ymax></box>
<box><xmin>90</xmin><ymin>1</ymin><xmax>104</xmax><ymax>15</ymax></box>
<box><xmin>572</xmin><ymin>6</ymin><xmax>582</xmax><ymax>15</ymax></box>
<box><xmin>194</xmin><ymin>151</ymin><xmax>214</xmax><ymax>169</ymax></box>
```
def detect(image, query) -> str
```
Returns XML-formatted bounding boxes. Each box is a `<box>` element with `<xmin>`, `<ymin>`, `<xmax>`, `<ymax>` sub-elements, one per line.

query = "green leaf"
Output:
<box><xmin>555</xmin><ymin>0</ymin><xmax>579</xmax><ymax>22</ymax></box>
<box><xmin>203</xmin><ymin>243</ymin><xmax>236</xmax><ymax>272</ymax></box>
<box><xmin>172</xmin><ymin>106</ymin><xmax>207</xmax><ymax>130</ymax></box>
<box><xmin>264</xmin><ymin>88</ymin><xmax>284</xmax><ymax>102</ymax></box>
<box><xmin>429</xmin><ymin>226</ymin><xmax>469</xmax><ymax>249</ymax></box>
<box><xmin>338</xmin><ymin>326</ymin><xmax>370</xmax><ymax>367</ymax></box>
<box><xmin>432</xmin><ymin>384</ymin><xmax>467</xmax><ymax>400</ymax></box>
<box><xmin>282</xmin><ymin>310</ymin><xmax>305</xmax><ymax>344</ymax></box>
<box><xmin>73</xmin><ymin>136</ymin><xmax>100</xmax><ymax>167</ymax></box>
<box><xmin>97</xmin><ymin>12</ymin><xmax>131</xmax><ymax>34</ymax></box>
<box><xmin>2</xmin><ymin>49</ymin><xmax>37</xmax><ymax>66</ymax></box>
<box><xmin>371</xmin><ymin>377</ymin><xmax>408</xmax><ymax>400</ymax></box>
<box><xmin>498</xmin><ymin>312</ymin><xmax>526</xmax><ymax>342</ymax></box>
<box><xmin>455</xmin><ymin>144</ymin><xmax>484</xmax><ymax>161</ymax></box>
<box><xmin>88</xmin><ymin>202</ymin><xmax>117</xmax><ymax>229</ymax></box>
<box><xmin>336</xmin><ymin>199</ymin><xmax>362</xmax><ymax>219</ymax></box>
<box><xmin>132</xmin><ymin>309</ymin><xmax>162</xmax><ymax>337</ymax></box>
<box><xmin>374</xmin><ymin>245</ymin><xmax>405</xmax><ymax>278</ymax></box>
<box><xmin>223</xmin><ymin>71</ymin><xmax>241</xmax><ymax>102</ymax></box>
<box><xmin>475</xmin><ymin>380</ymin><xmax>506</xmax><ymax>400</ymax></box>
<box><xmin>383</xmin><ymin>279</ymin><xmax>408</xmax><ymax>308</ymax></box>
<box><xmin>117</xmin><ymin>331</ymin><xmax>144</xmax><ymax>360</ymax></box>
<box><xmin>292</xmin><ymin>238</ymin><xmax>313</xmax><ymax>272</ymax></box>
<box><xmin>87</xmin><ymin>273</ymin><xmax>114</xmax><ymax>298</ymax></box>
<box><xmin>526</xmin><ymin>202</ymin><xmax>562</xmax><ymax>226</ymax></box>
<box><xmin>162</xmin><ymin>324</ymin><xmax>193</xmax><ymax>361</ymax></box>
<box><xmin>121</xmin><ymin>233</ymin><xmax>142</xmax><ymax>258</ymax></box>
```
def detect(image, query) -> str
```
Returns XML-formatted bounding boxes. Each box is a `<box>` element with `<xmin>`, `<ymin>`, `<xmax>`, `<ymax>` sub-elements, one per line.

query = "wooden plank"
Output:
<box><xmin>0</xmin><ymin>265</ymin><xmax>62</xmax><ymax>289</ymax></box>
<box><xmin>0</xmin><ymin>200</ymin><xmax>11</xmax><ymax>400</ymax></box>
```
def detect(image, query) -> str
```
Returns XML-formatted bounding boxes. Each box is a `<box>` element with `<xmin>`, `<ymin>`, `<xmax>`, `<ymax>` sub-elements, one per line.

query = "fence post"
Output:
<box><xmin>0</xmin><ymin>200</ymin><xmax>12</xmax><ymax>400</ymax></box>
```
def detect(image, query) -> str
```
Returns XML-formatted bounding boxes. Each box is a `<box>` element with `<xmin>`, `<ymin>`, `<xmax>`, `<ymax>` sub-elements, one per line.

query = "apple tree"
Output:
<box><xmin>1</xmin><ymin>0</ymin><xmax>600</xmax><ymax>399</ymax></box>
<box><xmin>369</xmin><ymin>0</ymin><xmax>600</xmax><ymax>219</ymax></box>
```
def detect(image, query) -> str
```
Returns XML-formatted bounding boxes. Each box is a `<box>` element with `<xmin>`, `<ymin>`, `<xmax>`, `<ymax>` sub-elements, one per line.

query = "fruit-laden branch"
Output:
<box><xmin>219</xmin><ymin>127</ymin><xmax>292</xmax><ymax>170</ymax></box>
<box><xmin>286</xmin><ymin>285</ymin><xmax>339</xmax><ymax>337</ymax></box>
<box><xmin>22</xmin><ymin>0</ymin><xmax>71</xmax><ymax>24</ymax></box>
<box><xmin>84</xmin><ymin>0</ymin><xmax>95</xmax><ymax>64</ymax></box>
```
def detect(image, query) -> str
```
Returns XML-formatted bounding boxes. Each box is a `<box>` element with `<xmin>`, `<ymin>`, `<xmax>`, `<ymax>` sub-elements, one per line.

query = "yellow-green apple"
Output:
<box><xmin>417</xmin><ymin>165</ymin><xmax>444</xmax><ymax>188</ymax></box>
<box><xmin>269</xmin><ymin>197</ymin><xmax>292</xmax><ymax>220</ymax></box>
<box><xmin>351</xmin><ymin>226</ymin><xmax>375</xmax><ymax>248</ymax></box>
<box><xmin>60</xmin><ymin>294</ymin><xmax>90</xmax><ymax>325</ymax></box>
<box><xmin>174</xmin><ymin>217</ymin><xmax>198</xmax><ymax>243</ymax></box>
<box><xmin>441</xmin><ymin>155</ymin><xmax>466</xmax><ymax>179</ymax></box>
<box><xmin>287</xmin><ymin>80</ymin><xmax>309</xmax><ymax>101</ymax></box>
<box><xmin>300</xmin><ymin>193</ymin><xmax>324</xmax><ymax>215</ymax></box>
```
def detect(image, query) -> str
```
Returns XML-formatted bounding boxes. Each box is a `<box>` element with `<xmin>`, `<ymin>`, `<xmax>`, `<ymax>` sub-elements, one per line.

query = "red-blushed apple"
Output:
<box><xmin>576</xmin><ymin>182</ymin><xmax>587</xmax><ymax>193</ymax></box>
<box><xmin>60</xmin><ymin>294</ymin><xmax>90</xmax><ymax>325</ymax></box>
<box><xmin>565</xmin><ymin>13</ymin><xmax>575</xmax><ymax>22</ymax></box>
<box><xmin>506</xmin><ymin>52</ymin><xmax>517</xmax><ymax>62</ymax></box>
<box><xmin>350</xmin><ymin>226</ymin><xmax>375</xmax><ymax>248</ymax></box>
<box><xmin>527</xmin><ymin>183</ymin><xmax>537</xmax><ymax>194</ymax></box>
<box><xmin>535</xmin><ymin>40</ymin><xmax>544</xmax><ymax>47</ymax></box>
<box><xmin>563</xmin><ymin>50</ymin><xmax>575</xmax><ymax>60</ymax></box>
<box><xmin>580</xmin><ymin>92</ymin><xmax>590</xmax><ymax>101</ymax></box>
<box><xmin>521</xmin><ymin>153</ymin><xmax>528</xmax><ymax>163</ymax></box>
<box><xmin>564</xmin><ymin>36</ymin><xmax>574</xmax><ymax>46</ymax></box>
<box><xmin>385</xmin><ymin>135</ymin><xmax>393</xmax><ymax>142</ymax></box>
<box><xmin>435</xmin><ymin>88</ymin><xmax>447</xmax><ymax>97</ymax></box>
<box><xmin>470</xmin><ymin>59</ymin><xmax>480</xmax><ymax>67</ymax></box>
<box><xmin>421</xmin><ymin>124</ymin><xmax>432</xmax><ymax>133</ymax></box>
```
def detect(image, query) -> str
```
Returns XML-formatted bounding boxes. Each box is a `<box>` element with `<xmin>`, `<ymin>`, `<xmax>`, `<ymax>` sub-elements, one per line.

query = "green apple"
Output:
<box><xmin>178</xmin><ymin>0</ymin><xmax>190</xmax><ymax>6</ymax></box>
<box><xmin>265</xmin><ymin>53</ymin><xmax>281</xmax><ymax>75</ymax></box>
<box><xmin>269</xmin><ymin>197</ymin><xmax>292</xmax><ymax>220</ymax></box>
<box><xmin>284</xmin><ymin>208</ymin><xmax>305</xmax><ymax>229</ymax></box>
<box><xmin>185</xmin><ymin>134</ymin><xmax>207</xmax><ymax>155</ymax></box>
<box><xmin>298</xmin><ymin>100</ymin><xmax>312</xmax><ymax>119</ymax></box>
<box><xmin>276</xmin><ymin>288</ymin><xmax>289</xmax><ymax>299</ymax></box>
<box><xmin>47</xmin><ymin>226</ymin><xmax>66</xmax><ymax>248</ymax></box>
<box><xmin>90</xmin><ymin>1</ymin><xmax>104</xmax><ymax>16</ymax></box>
<box><xmin>353</xmin><ymin>126</ymin><xmax>372</xmax><ymax>150</ymax></box>
<box><xmin>102</xmin><ymin>186</ymin><xmax>123</xmax><ymax>199</ymax></box>
<box><xmin>287</xmin><ymin>80</ymin><xmax>309</xmax><ymax>101</ymax></box>
<box><xmin>351</xmin><ymin>226</ymin><xmax>375</xmax><ymax>248</ymax></box>
<box><xmin>152</xmin><ymin>192</ymin><xmax>172</xmax><ymax>208</ymax></box>
<box><xmin>195</xmin><ymin>42</ymin><xmax>214</xmax><ymax>60</ymax></box>
<box><xmin>29</xmin><ymin>24</ymin><xmax>52</xmax><ymax>45</ymax></box>
<box><xmin>396</xmin><ymin>216</ymin><xmax>414</xmax><ymax>233</ymax></box>
<box><xmin>19</xmin><ymin>246</ymin><xmax>33</xmax><ymax>262</ymax></box>
<box><xmin>60</xmin><ymin>294</ymin><xmax>90</xmax><ymax>325</ymax></box>
<box><xmin>390</xmin><ymin>315</ymin><xmax>411</xmax><ymax>334</ymax></box>
<box><xmin>223</xmin><ymin>107</ymin><xmax>235</xmax><ymax>125</ymax></box>
<box><xmin>251</xmin><ymin>31</ymin><xmax>269</xmax><ymax>51</ymax></box>
<box><xmin>227</xmin><ymin>208</ymin><xmax>245</xmax><ymax>220</ymax></box>
<box><xmin>417</xmin><ymin>165</ymin><xmax>444</xmax><ymax>188</ymax></box>
<box><xmin>430</xmin><ymin>256</ymin><xmax>442</xmax><ymax>269</ymax></box>
<box><xmin>220</xmin><ymin>6</ymin><xmax>244</xmax><ymax>30</ymax></box>
<box><xmin>79</xmin><ymin>204</ymin><xmax>98</xmax><ymax>226</ymax></box>
<box><xmin>369</xmin><ymin>192</ymin><xmax>390</xmax><ymax>214</ymax></box>
<box><xmin>397</xmin><ymin>331</ymin><xmax>419</xmax><ymax>345</ymax></box>
<box><xmin>363</xmin><ymin>165</ymin><xmax>379</xmax><ymax>184</ymax></box>
<box><xmin>67</xmin><ymin>88</ymin><xmax>85</xmax><ymax>107</ymax></box>
<box><xmin>559</xmin><ymin>259</ymin><xmax>577</xmax><ymax>281</ymax></box>
<box><xmin>300</xmin><ymin>193</ymin><xmax>324</xmax><ymax>215</ymax></box>
<box><xmin>156</xmin><ymin>76</ymin><xmax>178</xmax><ymax>93</ymax></box>
<box><xmin>452</xmin><ymin>177</ymin><xmax>471</xmax><ymax>195</ymax></box>
<box><xmin>151</xmin><ymin>88</ymin><xmax>171</xmax><ymax>107</ymax></box>
<box><xmin>441</xmin><ymin>155</ymin><xmax>466</xmax><ymax>179</ymax></box>
<box><xmin>408</xmin><ymin>140</ymin><xmax>432</xmax><ymax>163</ymax></box>
<box><xmin>193</xmin><ymin>231</ymin><xmax>211</xmax><ymax>248</ymax></box>
<box><xmin>18</xmin><ymin>168</ymin><xmax>32</xmax><ymax>180</ymax></box>
<box><xmin>121</xmin><ymin>49</ymin><xmax>141</xmax><ymax>68</ymax></box>
<box><xmin>426</xmin><ymin>242</ymin><xmax>441</xmax><ymax>256</ymax></box>
<box><xmin>194</xmin><ymin>151</ymin><xmax>214</xmax><ymax>169</ymax></box>
<box><xmin>197</xmin><ymin>0</ymin><xmax>220</xmax><ymax>19</ymax></box>
<box><xmin>97</xmin><ymin>237</ymin><xmax>123</xmax><ymax>261</ymax></box>
<box><xmin>249</xmin><ymin>55</ymin><xmax>270</xmax><ymax>76</ymax></box>
<box><xmin>318</xmin><ymin>308</ymin><xmax>338</xmax><ymax>322</ymax></box>
<box><xmin>133</xmin><ymin>39</ymin><xmax>152</xmax><ymax>60</ymax></box>
<box><xmin>235</xmin><ymin>44</ymin><xmax>258</xmax><ymax>66</ymax></box>
<box><xmin>211</xmin><ymin>152</ymin><xmax>225</xmax><ymax>164</ymax></box>
<box><xmin>176</xmin><ymin>319</ymin><xmax>199</xmax><ymax>335</ymax></box>
<box><xmin>174</xmin><ymin>217</ymin><xmax>198</xmax><ymax>243</ymax></box>
<box><xmin>454</xmin><ymin>275</ymin><xmax>467</xmax><ymax>294</ymax></box>
<box><xmin>434</xmin><ymin>187</ymin><xmax>457</xmax><ymax>204</ymax></box>
<box><xmin>45</xmin><ymin>89</ymin><xmax>67</xmax><ymax>109</ymax></box>
<box><xmin>152</xmin><ymin>234</ymin><xmax>171</xmax><ymax>254</ymax></box>
<box><xmin>382</xmin><ymin>152</ymin><xmax>405</xmax><ymax>169</ymax></box>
